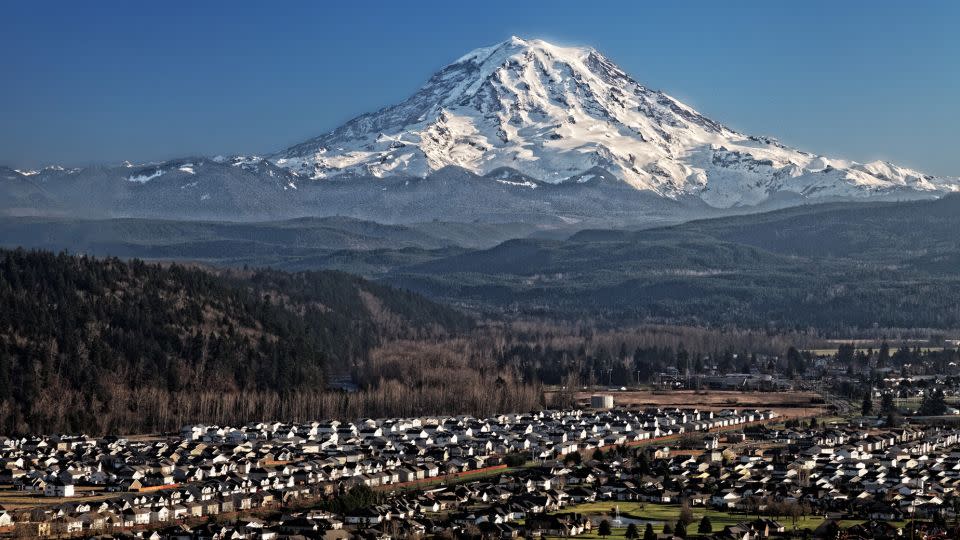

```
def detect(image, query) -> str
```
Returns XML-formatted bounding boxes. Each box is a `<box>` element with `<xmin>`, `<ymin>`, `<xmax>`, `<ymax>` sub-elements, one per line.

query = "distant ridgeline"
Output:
<box><xmin>0</xmin><ymin>249</ymin><xmax>471</xmax><ymax>435</ymax></box>
<box><xmin>3</xmin><ymin>197</ymin><xmax>960</xmax><ymax>331</ymax></box>
<box><xmin>385</xmin><ymin>195</ymin><xmax>960</xmax><ymax>330</ymax></box>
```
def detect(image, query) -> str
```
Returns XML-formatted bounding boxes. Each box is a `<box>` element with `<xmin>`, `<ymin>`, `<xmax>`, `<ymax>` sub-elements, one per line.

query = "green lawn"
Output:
<box><xmin>550</xmin><ymin>501</ymin><xmax>906</xmax><ymax>537</ymax></box>
<box><xmin>892</xmin><ymin>396</ymin><xmax>960</xmax><ymax>413</ymax></box>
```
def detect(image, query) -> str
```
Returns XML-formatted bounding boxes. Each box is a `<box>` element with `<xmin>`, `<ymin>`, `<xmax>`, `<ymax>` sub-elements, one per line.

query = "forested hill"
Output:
<box><xmin>386</xmin><ymin>195</ymin><xmax>960</xmax><ymax>331</ymax></box>
<box><xmin>0</xmin><ymin>249</ymin><xmax>471</xmax><ymax>435</ymax></box>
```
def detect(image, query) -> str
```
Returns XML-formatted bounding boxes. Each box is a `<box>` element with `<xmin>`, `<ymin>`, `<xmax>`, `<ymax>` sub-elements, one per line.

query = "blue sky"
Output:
<box><xmin>2</xmin><ymin>1</ymin><xmax>958</xmax><ymax>176</ymax></box>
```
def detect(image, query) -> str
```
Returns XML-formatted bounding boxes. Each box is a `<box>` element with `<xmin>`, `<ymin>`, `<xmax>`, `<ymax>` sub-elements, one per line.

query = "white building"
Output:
<box><xmin>44</xmin><ymin>479</ymin><xmax>74</xmax><ymax>497</ymax></box>
<box><xmin>590</xmin><ymin>395</ymin><xmax>614</xmax><ymax>409</ymax></box>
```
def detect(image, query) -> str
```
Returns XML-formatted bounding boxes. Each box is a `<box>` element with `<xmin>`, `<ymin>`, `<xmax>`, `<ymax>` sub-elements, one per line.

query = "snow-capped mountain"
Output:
<box><xmin>274</xmin><ymin>36</ymin><xmax>957</xmax><ymax>207</ymax></box>
<box><xmin>3</xmin><ymin>36</ymin><xmax>957</xmax><ymax>225</ymax></box>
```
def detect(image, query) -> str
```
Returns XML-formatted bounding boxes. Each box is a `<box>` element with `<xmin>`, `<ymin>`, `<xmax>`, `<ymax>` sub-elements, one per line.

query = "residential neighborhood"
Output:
<box><xmin>0</xmin><ymin>404</ymin><xmax>958</xmax><ymax>538</ymax></box>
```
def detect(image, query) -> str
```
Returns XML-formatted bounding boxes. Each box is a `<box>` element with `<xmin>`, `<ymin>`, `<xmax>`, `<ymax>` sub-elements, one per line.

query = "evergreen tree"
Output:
<box><xmin>563</xmin><ymin>451</ymin><xmax>582</xmax><ymax>465</ymax></box>
<box><xmin>920</xmin><ymin>388</ymin><xmax>948</xmax><ymax>416</ymax></box>
<box><xmin>861</xmin><ymin>392</ymin><xmax>873</xmax><ymax>416</ymax></box>
<box><xmin>836</xmin><ymin>344</ymin><xmax>856</xmax><ymax>366</ymax></box>
<box><xmin>674</xmin><ymin>520</ymin><xmax>687</xmax><ymax>537</ymax></box>
<box><xmin>719</xmin><ymin>349</ymin><xmax>734</xmax><ymax>374</ymax></box>
<box><xmin>598</xmin><ymin>520</ymin><xmax>612</xmax><ymax>538</ymax></box>
<box><xmin>625</xmin><ymin>523</ymin><xmax>639</xmax><ymax>539</ymax></box>
<box><xmin>678</xmin><ymin>501</ymin><xmax>694</xmax><ymax>526</ymax></box>
<box><xmin>643</xmin><ymin>523</ymin><xmax>656</xmax><ymax>540</ymax></box>
<box><xmin>698</xmin><ymin>516</ymin><xmax>713</xmax><ymax>534</ymax></box>
<box><xmin>880</xmin><ymin>392</ymin><xmax>896</xmax><ymax>414</ymax></box>
<box><xmin>786</xmin><ymin>346</ymin><xmax>806</xmax><ymax>375</ymax></box>
<box><xmin>878</xmin><ymin>341</ymin><xmax>890</xmax><ymax>368</ymax></box>
<box><xmin>636</xmin><ymin>451</ymin><xmax>651</xmax><ymax>475</ymax></box>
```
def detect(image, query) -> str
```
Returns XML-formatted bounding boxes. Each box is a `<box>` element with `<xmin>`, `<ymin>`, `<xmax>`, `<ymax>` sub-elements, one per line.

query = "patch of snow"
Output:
<box><xmin>496</xmin><ymin>179</ymin><xmax>538</xmax><ymax>189</ymax></box>
<box><xmin>127</xmin><ymin>170</ymin><xmax>164</xmax><ymax>183</ymax></box>
<box><xmin>231</xmin><ymin>155</ymin><xmax>262</xmax><ymax>167</ymax></box>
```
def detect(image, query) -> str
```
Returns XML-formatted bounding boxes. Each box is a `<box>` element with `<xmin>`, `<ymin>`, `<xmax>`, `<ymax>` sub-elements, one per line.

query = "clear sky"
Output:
<box><xmin>2</xmin><ymin>0</ymin><xmax>958</xmax><ymax>176</ymax></box>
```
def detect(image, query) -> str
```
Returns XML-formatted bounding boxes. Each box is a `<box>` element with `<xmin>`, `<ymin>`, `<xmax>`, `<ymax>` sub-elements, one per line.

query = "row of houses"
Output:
<box><xmin>0</xmin><ymin>407</ymin><xmax>776</xmax><ymax>537</ymax></box>
<box><xmin>61</xmin><ymin>420</ymin><xmax>960</xmax><ymax>539</ymax></box>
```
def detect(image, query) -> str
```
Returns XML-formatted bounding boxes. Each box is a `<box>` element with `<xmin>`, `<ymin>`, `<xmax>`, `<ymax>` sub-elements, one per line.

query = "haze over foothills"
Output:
<box><xmin>3</xmin><ymin>3</ymin><xmax>960</xmax><ymax>539</ymax></box>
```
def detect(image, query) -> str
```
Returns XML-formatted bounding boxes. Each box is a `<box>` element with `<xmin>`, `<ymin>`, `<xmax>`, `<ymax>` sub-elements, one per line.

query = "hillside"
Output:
<box><xmin>0</xmin><ymin>249</ymin><xmax>470</xmax><ymax>434</ymax></box>
<box><xmin>0</xmin><ymin>214</ymin><xmax>542</xmax><ymax>263</ymax></box>
<box><xmin>681</xmin><ymin>196</ymin><xmax>960</xmax><ymax>263</ymax></box>
<box><xmin>380</xmin><ymin>195</ymin><xmax>960</xmax><ymax>330</ymax></box>
<box><xmin>3</xmin><ymin>197</ymin><xmax>960</xmax><ymax>333</ymax></box>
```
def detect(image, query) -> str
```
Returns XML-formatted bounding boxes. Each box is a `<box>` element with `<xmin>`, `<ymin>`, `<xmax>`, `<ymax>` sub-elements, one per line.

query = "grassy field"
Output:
<box><xmin>890</xmin><ymin>396</ymin><xmax>960</xmax><ymax>413</ymax></box>
<box><xmin>805</xmin><ymin>347</ymin><xmax>947</xmax><ymax>357</ymax></box>
<box><xmin>0</xmin><ymin>485</ymin><xmax>116</xmax><ymax>509</ymax></box>
<box><xmin>568</xmin><ymin>389</ymin><xmax>828</xmax><ymax>419</ymax></box>
<box><xmin>549</xmin><ymin>501</ymin><xmax>906</xmax><ymax>537</ymax></box>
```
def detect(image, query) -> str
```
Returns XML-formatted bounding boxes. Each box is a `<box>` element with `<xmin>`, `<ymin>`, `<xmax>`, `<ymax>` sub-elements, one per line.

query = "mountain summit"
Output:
<box><xmin>4</xmin><ymin>37</ymin><xmax>958</xmax><ymax>224</ymax></box>
<box><xmin>274</xmin><ymin>37</ymin><xmax>957</xmax><ymax>207</ymax></box>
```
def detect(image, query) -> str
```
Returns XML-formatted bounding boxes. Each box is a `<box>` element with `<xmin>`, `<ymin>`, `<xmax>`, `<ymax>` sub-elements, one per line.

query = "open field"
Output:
<box><xmin>805</xmin><ymin>347</ymin><xmax>947</xmax><ymax>356</ymax></box>
<box><xmin>892</xmin><ymin>396</ymin><xmax>960</xmax><ymax>413</ymax></box>
<box><xmin>0</xmin><ymin>485</ymin><xmax>115</xmax><ymax>510</ymax></box>
<box><xmin>568</xmin><ymin>390</ymin><xmax>829</xmax><ymax>419</ymax></box>
<box><xmin>549</xmin><ymin>501</ymin><xmax>905</xmax><ymax>537</ymax></box>
<box><xmin>806</xmin><ymin>339</ymin><xmax>949</xmax><ymax>357</ymax></box>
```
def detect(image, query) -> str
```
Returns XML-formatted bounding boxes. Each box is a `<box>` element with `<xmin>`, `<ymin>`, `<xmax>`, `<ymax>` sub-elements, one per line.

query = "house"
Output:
<box><xmin>345</xmin><ymin>508</ymin><xmax>385</xmax><ymax>525</ymax></box>
<box><xmin>44</xmin><ymin>478</ymin><xmax>75</xmax><ymax>497</ymax></box>
<box><xmin>124</xmin><ymin>507</ymin><xmax>151</xmax><ymax>526</ymax></box>
<box><xmin>79</xmin><ymin>511</ymin><xmax>107</xmax><ymax>531</ymax></box>
<box><xmin>526</xmin><ymin>513</ymin><xmax>591</xmax><ymax>537</ymax></box>
<box><xmin>51</xmin><ymin>514</ymin><xmax>83</xmax><ymax>535</ymax></box>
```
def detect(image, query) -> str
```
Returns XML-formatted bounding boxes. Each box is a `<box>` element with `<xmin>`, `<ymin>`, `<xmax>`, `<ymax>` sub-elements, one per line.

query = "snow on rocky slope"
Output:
<box><xmin>273</xmin><ymin>37</ymin><xmax>957</xmax><ymax>208</ymax></box>
<box><xmin>5</xmin><ymin>37</ymin><xmax>957</xmax><ymax>224</ymax></box>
